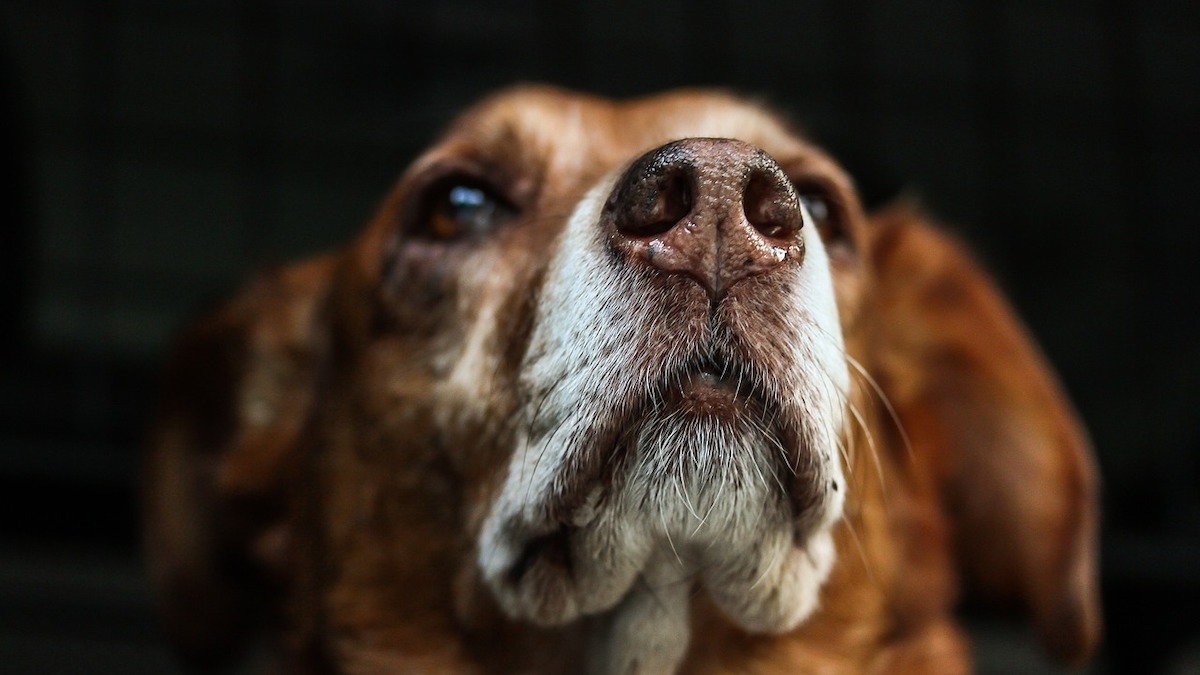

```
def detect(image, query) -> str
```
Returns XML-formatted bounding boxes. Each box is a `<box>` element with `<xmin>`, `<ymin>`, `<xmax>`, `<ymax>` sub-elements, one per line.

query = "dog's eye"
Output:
<box><xmin>799</xmin><ymin>194</ymin><xmax>831</xmax><ymax>229</ymax></box>
<box><xmin>416</xmin><ymin>179</ymin><xmax>514</xmax><ymax>241</ymax></box>
<box><xmin>796</xmin><ymin>189</ymin><xmax>850</xmax><ymax>251</ymax></box>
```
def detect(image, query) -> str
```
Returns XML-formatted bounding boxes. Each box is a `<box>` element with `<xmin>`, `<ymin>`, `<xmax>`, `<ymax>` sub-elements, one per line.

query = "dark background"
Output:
<box><xmin>1</xmin><ymin>1</ymin><xmax>1197</xmax><ymax>673</ymax></box>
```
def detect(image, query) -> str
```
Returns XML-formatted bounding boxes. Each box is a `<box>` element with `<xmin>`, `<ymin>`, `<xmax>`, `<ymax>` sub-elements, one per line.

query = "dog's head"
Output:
<box><xmin>146</xmin><ymin>86</ymin><xmax>1100</xmax><ymax>673</ymax></box>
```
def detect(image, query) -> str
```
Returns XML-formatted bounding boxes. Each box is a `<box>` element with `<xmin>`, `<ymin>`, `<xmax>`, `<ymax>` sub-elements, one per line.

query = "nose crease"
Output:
<box><xmin>605</xmin><ymin>138</ymin><xmax>805</xmax><ymax>300</ymax></box>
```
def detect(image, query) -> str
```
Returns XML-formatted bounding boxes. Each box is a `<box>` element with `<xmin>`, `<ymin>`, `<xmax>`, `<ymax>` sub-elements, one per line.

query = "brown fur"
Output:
<box><xmin>144</xmin><ymin>86</ymin><xmax>1100</xmax><ymax>673</ymax></box>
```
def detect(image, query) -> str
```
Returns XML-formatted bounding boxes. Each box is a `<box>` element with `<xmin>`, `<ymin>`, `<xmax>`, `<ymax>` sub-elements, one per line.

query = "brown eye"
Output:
<box><xmin>417</xmin><ymin>179</ymin><xmax>515</xmax><ymax>241</ymax></box>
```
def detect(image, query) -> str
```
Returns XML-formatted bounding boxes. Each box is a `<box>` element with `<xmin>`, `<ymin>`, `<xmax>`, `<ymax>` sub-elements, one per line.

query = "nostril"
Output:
<box><xmin>614</xmin><ymin>168</ymin><xmax>692</xmax><ymax>238</ymax></box>
<box><xmin>743</xmin><ymin>169</ymin><xmax>802</xmax><ymax>241</ymax></box>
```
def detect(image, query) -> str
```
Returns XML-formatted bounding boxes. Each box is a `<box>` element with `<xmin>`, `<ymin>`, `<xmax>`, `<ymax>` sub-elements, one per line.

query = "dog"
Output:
<box><xmin>144</xmin><ymin>85</ymin><xmax>1101</xmax><ymax>674</ymax></box>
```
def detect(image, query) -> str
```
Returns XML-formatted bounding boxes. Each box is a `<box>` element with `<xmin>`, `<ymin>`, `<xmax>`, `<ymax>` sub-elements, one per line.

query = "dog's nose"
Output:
<box><xmin>603</xmin><ymin>138</ymin><xmax>805</xmax><ymax>300</ymax></box>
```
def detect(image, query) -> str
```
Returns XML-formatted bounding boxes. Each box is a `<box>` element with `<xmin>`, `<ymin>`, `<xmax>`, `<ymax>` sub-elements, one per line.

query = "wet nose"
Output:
<box><xmin>603</xmin><ymin>138</ymin><xmax>805</xmax><ymax>300</ymax></box>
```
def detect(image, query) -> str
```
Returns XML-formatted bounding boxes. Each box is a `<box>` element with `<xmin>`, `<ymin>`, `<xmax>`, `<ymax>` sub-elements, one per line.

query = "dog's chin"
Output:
<box><xmin>478</xmin><ymin>377</ymin><xmax>841</xmax><ymax>637</ymax></box>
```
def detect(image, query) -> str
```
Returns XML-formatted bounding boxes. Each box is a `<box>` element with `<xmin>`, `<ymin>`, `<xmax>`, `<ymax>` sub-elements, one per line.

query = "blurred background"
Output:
<box><xmin>0</xmin><ymin>1</ymin><xmax>1196</xmax><ymax>673</ymax></box>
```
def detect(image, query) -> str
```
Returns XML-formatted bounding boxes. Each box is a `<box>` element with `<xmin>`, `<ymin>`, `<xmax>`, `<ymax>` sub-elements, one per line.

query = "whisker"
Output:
<box><xmin>845</xmin><ymin>398</ymin><xmax>887</xmax><ymax>506</ymax></box>
<box><xmin>801</xmin><ymin>318</ymin><xmax>899</xmax><ymax>426</ymax></box>
<box><xmin>523</xmin><ymin>413</ymin><xmax>572</xmax><ymax>506</ymax></box>
<box><xmin>674</xmin><ymin>469</ymin><xmax>701</xmax><ymax>521</ymax></box>
<box><xmin>747</xmin><ymin>553</ymin><xmax>776</xmax><ymax>592</ymax></box>
<box><xmin>690</xmin><ymin>491</ymin><xmax>721</xmax><ymax>538</ymax></box>
<box><xmin>802</xmin><ymin>320</ymin><xmax>916</xmax><ymax>509</ymax></box>
<box><xmin>524</xmin><ymin>369</ymin><xmax>572</xmax><ymax>440</ymax></box>
<box><xmin>840</xmin><ymin>509</ymin><xmax>879</xmax><ymax>589</ymax></box>
<box><xmin>747</xmin><ymin>414</ymin><xmax>788</xmax><ymax>497</ymax></box>
<box><xmin>661</xmin><ymin>495</ymin><xmax>684</xmax><ymax>568</ymax></box>
<box><xmin>832</xmin><ymin>434</ymin><xmax>854</xmax><ymax>482</ymax></box>
<box><xmin>845</xmin><ymin>354</ymin><xmax>914</xmax><ymax>464</ymax></box>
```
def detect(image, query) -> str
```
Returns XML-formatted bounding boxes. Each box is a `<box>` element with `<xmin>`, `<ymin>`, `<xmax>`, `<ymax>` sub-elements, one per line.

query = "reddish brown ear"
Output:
<box><xmin>143</xmin><ymin>255</ymin><xmax>334</xmax><ymax>667</ymax></box>
<box><xmin>867</xmin><ymin>205</ymin><xmax>1101</xmax><ymax>665</ymax></box>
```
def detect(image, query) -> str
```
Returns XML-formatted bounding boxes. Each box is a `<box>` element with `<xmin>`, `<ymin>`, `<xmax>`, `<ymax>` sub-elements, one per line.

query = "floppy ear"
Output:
<box><xmin>867</xmin><ymin>205</ymin><xmax>1101</xmax><ymax>665</ymax></box>
<box><xmin>143</xmin><ymin>255</ymin><xmax>334</xmax><ymax>667</ymax></box>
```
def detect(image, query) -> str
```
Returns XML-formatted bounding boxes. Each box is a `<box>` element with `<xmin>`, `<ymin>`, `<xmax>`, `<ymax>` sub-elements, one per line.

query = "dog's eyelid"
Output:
<box><xmin>415</xmin><ymin>153</ymin><xmax>527</xmax><ymax>202</ymax></box>
<box><xmin>788</xmin><ymin>175</ymin><xmax>835</xmax><ymax>201</ymax></box>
